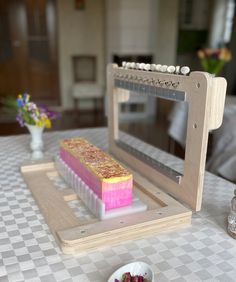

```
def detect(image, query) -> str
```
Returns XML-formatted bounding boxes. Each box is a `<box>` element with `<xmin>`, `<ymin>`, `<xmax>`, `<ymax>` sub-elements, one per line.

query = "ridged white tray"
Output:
<box><xmin>55</xmin><ymin>157</ymin><xmax>147</xmax><ymax>220</ymax></box>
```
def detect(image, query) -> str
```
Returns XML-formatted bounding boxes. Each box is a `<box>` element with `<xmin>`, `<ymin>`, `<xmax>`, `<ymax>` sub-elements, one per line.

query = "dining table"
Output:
<box><xmin>0</xmin><ymin>127</ymin><xmax>236</xmax><ymax>282</ymax></box>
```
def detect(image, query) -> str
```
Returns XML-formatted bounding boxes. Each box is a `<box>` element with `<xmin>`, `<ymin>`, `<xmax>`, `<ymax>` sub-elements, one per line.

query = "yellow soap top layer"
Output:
<box><xmin>60</xmin><ymin>138</ymin><xmax>132</xmax><ymax>182</ymax></box>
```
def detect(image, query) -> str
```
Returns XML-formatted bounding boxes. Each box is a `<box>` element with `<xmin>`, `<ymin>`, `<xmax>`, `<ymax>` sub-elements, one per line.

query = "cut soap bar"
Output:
<box><xmin>60</xmin><ymin>138</ymin><xmax>133</xmax><ymax>210</ymax></box>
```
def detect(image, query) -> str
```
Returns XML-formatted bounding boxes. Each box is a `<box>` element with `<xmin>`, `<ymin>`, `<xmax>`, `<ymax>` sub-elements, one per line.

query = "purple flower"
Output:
<box><xmin>16</xmin><ymin>114</ymin><xmax>24</xmax><ymax>127</ymax></box>
<box><xmin>211</xmin><ymin>52</ymin><xmax>218</xmax><ymax>59</ymax></box>
<box><xmin>39</xmin><ymin>105</ymin><xmax>59</xmax><ymax>120</ymax></box>
<box><xmin>23</xmin><ymin>93</ymin><xmax>27</xmax><ymax>101</ymax></box>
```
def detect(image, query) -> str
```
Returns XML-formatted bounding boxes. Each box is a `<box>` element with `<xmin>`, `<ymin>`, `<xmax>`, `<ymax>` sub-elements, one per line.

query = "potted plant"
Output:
<box><xmin>2</xmin><ymin>93</ymin><xmax>58</xmax><ymax>159</ymax></box>
<box><xmin>197</xmin><ymin>47</ymin><xmax>232</xmax><ymax>75</ymax></box>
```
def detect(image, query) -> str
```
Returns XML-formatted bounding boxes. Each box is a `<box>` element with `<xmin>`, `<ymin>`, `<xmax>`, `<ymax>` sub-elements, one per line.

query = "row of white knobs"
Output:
<box><xmin>122</xmin><ymin>62</ymin><xmax>190</xmax><ymax>75</ymax></box>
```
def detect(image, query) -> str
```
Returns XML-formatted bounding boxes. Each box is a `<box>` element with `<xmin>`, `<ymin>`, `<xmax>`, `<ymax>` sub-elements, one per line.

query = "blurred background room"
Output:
<box><xmin>0</xmin><ymin>0</ymin><xmax>236</xmax><ymax>181</ymax></box>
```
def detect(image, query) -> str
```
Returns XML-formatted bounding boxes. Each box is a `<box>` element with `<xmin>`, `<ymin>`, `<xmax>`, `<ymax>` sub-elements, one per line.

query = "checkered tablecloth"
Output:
<box><xmin>0</xmin><ymin>128</ymin><xmax>236</xmax><ymax>282</ymax></box>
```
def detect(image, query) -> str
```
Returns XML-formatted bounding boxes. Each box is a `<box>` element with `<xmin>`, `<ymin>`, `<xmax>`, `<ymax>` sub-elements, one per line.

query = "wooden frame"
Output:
<box><xmin>107</xmin><ymin>64</ymin><xmax>227</xmax><ymax>211</ymax></box>
<box><xmin>19</xmin><ymin>64</ymin><xmax>226</xmax><ymax>254</ymax></box>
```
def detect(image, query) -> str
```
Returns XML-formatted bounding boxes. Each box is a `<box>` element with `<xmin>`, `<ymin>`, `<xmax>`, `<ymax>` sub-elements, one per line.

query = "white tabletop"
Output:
<box><xmin>168</xmin><ymin>95</ymin><xmax>236</xmax><ymax>147</ymax></box>
<box><xmin>168</xmin><ymin>95</ymin><xmax>236</xmax><ymax>181</ymax></box>
<box><xmin>0</xmin><ymin>128</ymin><xmax>236</xmax><ymax>282</ymax></box>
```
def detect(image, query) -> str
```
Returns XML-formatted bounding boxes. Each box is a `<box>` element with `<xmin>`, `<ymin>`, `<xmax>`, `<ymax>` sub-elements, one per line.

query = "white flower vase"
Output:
<box><xmin>25</xmin><ymin>124</ymin><xmax>44</xmax><ymax>160</ymax></box>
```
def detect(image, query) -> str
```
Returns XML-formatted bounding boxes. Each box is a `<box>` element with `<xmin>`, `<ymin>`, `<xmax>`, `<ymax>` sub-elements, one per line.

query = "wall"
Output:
<box><xmin>179</xmin><ymin>0</ymin><xmax>210</xmax><ymax>31</ymax></box>
<box><xmin>208</xmin><ymin>0</ymin><xmax>228</xmax><ymax>48</ymax></box>
<box><xmin>57</xmin><ymin>0</ymin><xmax>180</xmax><ymax>109</ymax></box>
<box><xmin>105</xmin><ymin>0</ymin><xmax>180</xmax><ymax>120</ymax></box>
<box><xmin>57</xmin><ymin>0</ymin><xmax>105</xmax><ymax>109</ymax></box>
<box><xmin>156</xmin><ymin>0</ymin><xmax>179</xmax><ymax>65</ymax></box>
<box><xmin>106</xmin><ymin>0</ymin><xmax>160</xmax><ymax>119</ymax></box>
<box><xmin>106</xmin><ymin>0</ymin><xmax>158</xmax><ymax>62</ymax></box>
<box><xmin>106</xmin><ymin>0</ymin><xmax>179</xmax><ymax>65</ymax></box>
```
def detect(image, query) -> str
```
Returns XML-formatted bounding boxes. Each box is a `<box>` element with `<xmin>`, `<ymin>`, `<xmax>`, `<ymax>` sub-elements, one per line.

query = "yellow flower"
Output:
<box><xmin>197</xmin><ymin>50</ymin><xmax>205</xmax><ymax>59</ymax></box>
<box><xmin>44</xmin><ymin>119</ymin><xmax>51</xmax><ymax>129</ymax></box>
<box><xmin>219</xmin><ymin>48</ymin><xmax>232</xmax><ymax>61</ymax></box>
<box><xmin>36</xmin><ymin>120</ymin><xmax>43</xmax><ymax>127</ymax></box>
<box><xmin>226</xmin><ymin>52</ymin><xmax>232</xmax><ymax>61</ymax></box>
<box><xmin>204</xmin><ymin>48</ymin><xmax>213</xmax><ymax>56</ymax></box>
<box><xmin>25</xmin><ymin>94</ymin><xmax>30</xmax><ymax>103</ymax></box>
<box><xmin>39</xmin><ymin>116</ymin><xmax>51</xmax><ymax>128</ymax></box>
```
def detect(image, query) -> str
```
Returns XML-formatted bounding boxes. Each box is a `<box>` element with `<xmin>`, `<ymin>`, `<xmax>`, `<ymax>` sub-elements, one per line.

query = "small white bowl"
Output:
<box><xmin>107</xmin><ymin>261</ymin><xmax>154</xmax><ymax>282</ymax></box>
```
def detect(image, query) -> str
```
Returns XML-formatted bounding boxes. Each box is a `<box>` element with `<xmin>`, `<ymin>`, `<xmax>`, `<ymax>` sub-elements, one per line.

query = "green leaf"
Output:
<box><xmin>0</xmin><ymin>96</ymin><xmax>17</xmax><ymax>108</ymax></box>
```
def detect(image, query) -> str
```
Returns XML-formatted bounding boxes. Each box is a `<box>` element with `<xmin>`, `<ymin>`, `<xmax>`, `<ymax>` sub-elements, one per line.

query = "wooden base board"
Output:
<box><xmin>21</xmin><ymin>161</ymin><xmax>192</xmax><ymax>254</ymax></box>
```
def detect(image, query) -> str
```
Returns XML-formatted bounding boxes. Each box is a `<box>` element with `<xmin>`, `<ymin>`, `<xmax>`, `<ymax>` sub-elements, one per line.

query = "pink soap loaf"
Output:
<box><xmin>60</xmin><ymin>138</ymin><xmax>133</xmax><ymax>210</ymax></box>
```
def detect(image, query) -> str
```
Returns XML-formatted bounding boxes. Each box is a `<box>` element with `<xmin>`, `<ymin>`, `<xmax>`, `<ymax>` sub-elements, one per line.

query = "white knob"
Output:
<box><xmin>156</xmin><ymin>64</ymin><xmax>162</xmax><ymax>71</ymax></box>
<box><xmin>122</xmin><ymin>61</ymin><xmax>126</xmax><ymax>68</ymax></box>
<box><xmin>135</xmin><ymin>63</ymin><xmax>140</xmax><ymax>69</ymax></box>
<box><xmin>175</xmin><ymin>66</ymin><xmax>180</xmax><ymax>74</ymax></box>
<box><xmin>150</xmin><ymin>64</ymin><xmax>156</xmax><ymax>71</ymax></box>
<box><xmin>160</xmin><ymin>65</ymin><xmax>168</xmax><ymax>72</ymax></box>
<box><xmin>144</xmin><ymin>64</ymin><xmax>151</xmax><ymax>71</ymax></box>
<box><xmin>126</xmin><ymin>62</ymin><xmax>131</xmax><ymax>69</ymax></box>
<box><xmin>130</xmin><ymin>62</ymin><xmax>136</xmax><ymax>69</ymax></box>
<box><xmin>139</xmin><ymin>63</ymin><xmax>145</xmax><ymax>70</ymax></box>
<box><xmin>180</xmin><ymin>66</ymin><xmax>190</xmax><ymax>75</ymax></box>
<box><xmin>167</xmin><ymin>66</ymin><xmax>175</xmax><ymax>73</ymax></box>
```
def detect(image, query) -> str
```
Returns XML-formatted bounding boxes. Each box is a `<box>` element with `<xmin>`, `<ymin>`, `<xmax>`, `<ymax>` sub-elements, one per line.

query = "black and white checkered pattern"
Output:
<box><xmin>0</xmin><ymin>128</ymin><xmax>236</xmax><ymax>282</ymax></box>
